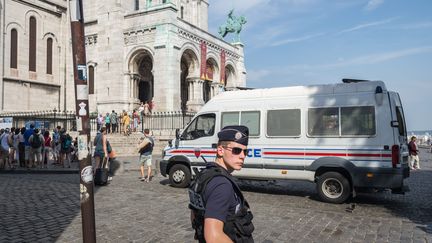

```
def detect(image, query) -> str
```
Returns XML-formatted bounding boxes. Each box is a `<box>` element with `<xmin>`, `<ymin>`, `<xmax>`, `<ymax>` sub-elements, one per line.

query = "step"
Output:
<box><xmin>97</xmin><ymin>133</ymin><xmax>174</xmax><ymax>157</ymax></box>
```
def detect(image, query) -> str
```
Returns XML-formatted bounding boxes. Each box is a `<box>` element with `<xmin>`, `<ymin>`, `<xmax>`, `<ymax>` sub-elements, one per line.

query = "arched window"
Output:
<box><xmin>10</xmin><ymin>29</ymin><xmax>18</xmax><ymax>69</ymax></box>
<box><xmin>89</xmin><ymin>66</ymin><xmax>94</xmax><ymax>94</ymax></box>
<box><xmin>181</xmin><ymin>6</ymin><xmax>184</xmax><ymax>19</ymax></box>
<box><xmin>29</xmin><ymin>16</ymin><xmax>37</xmax><ymax>71</ymax></box>
<box><xmin>46</xmin><ymin>38</ymin><xmax>53</xmax><ymax>74</ymax></box>
<box><xmin>134</xmin><ymin>0</ymin><xmax>139</xmax><ymax>10</ymax></box>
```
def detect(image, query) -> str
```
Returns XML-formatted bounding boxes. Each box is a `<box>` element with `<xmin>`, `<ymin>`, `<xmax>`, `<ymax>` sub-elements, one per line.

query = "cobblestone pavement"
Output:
<box><xmin>1</xmin><ymin>148</ymin><xmax>432</xmax><ymax>243</ymax></box>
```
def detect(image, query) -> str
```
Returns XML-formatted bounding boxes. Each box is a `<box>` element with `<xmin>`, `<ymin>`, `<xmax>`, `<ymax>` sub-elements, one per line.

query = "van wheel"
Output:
<box><xmin>169</xmin><ymin>164</ymin><xmax>191</xmax><ymax>188</ymax></box>
<box><xmin>316</xmin><ymin>172</ymin><xmax>351</xmax><ymax>204</ymax></box>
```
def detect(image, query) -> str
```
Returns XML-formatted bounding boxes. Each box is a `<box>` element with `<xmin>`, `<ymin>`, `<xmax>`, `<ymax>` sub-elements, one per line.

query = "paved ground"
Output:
<box><xmin>1</xmin><ymin>148</ymin><xmax>431</xmax><ymax>242</ymax></box>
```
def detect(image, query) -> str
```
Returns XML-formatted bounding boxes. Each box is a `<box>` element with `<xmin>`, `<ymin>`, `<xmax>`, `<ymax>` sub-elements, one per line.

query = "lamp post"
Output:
<box><xmin>70</xmin><ymin>0</ymin><xmax>96</xmax><ymax>241</ymax></box>
<box><xmin>53</xmin><ymin>108</ymin><xmax>57</xmax><ymax>129</ymax></box>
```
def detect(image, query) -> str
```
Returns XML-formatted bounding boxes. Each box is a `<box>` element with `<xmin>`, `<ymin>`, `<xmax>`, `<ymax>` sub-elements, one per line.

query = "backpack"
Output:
<box><xmin>110</xmin><ymin>113</ymin><xmax>117</xmax><ymax>123</ymax></box>
<box><xmin>62</xmin><ymin>134</ymin><xmax>72</xmax><ymax>150</ymax></box>
<box><xmin>7</xmin><ymin>133</ymin><xmax>14</xmax><ymax>147</ymax></box>
<box><xmin>31</xmin><ymin>134</ymin><xmax>42</xmax><ymax>148</ymax></box>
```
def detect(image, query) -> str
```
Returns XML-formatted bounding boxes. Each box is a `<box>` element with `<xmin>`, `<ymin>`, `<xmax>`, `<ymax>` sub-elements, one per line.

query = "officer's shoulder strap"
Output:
<box><xmin>195</xmin><ymin>166</ymin><xmax>246</xmax><ymax>205</ymax></box>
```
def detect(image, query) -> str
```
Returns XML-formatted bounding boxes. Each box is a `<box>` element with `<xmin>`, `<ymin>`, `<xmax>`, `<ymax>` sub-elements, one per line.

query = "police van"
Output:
<box><xmin>159</xmin><ymin>79</ymin><xmax>410</xmax><ymax>203</ymax></box>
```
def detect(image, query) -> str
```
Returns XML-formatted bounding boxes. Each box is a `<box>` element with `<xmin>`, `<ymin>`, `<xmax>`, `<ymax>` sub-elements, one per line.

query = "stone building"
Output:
<box><xmin>0</xmin><ymin>0</ymin><xmax>247</xmax><ymax>115</ymax></box>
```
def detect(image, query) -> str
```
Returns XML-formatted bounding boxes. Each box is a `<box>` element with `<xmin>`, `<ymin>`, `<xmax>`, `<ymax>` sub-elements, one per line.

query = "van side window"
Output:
<box><xmin>308</xmin><ymin>108</ymin><xmax>339</xmax><ymax>136</ymax></box>
<box><xmin>221</xmin><ymin>111</ymin><xmax>260</xmax><ymax>136</ymax></box>
<box><xmin>396</xmin><ymin>106</ymin><xmax>407</xmax><ymax>136</ymax></box>
<box><xmin>182</xmin><ymin>113</ymin><xmax>216</xmax><ymax>140</ymax></box>
<box><xmin>221</xmin><ymin>112</ymin><xmax>239</xmax><ymax>128</ymax></box>
<box><xmin>267</xmin><ymin>109</ymin><xmax>301</xmax><ymax>136</ymax></box>
<box><xmin>341</xmin><ymin>106</ymin><xmax>376</xmax><ymax>135</ymax></box>
<box><xmin>241</xmin><ymin>111</ymin><xmax>260</xmax><ymax>136</ymax></box>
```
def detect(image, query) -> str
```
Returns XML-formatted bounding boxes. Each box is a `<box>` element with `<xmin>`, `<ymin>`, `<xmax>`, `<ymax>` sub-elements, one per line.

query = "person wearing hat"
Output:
<box><xmin>189</xmin><ymin>125</ymin><xmax>254</xmax><ymax>243</ymax></box>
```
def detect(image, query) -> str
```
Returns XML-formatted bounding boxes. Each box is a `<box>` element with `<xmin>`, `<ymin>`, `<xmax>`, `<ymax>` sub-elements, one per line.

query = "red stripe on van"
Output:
<box><xmin>264</xmin><ymin>151</ymin><xmax>391</xmax><ymax>158</ymax></box>
<box><xmin>169</xmin><ymin>150</ymin><xmax>216</xmax><ymax>154</ymax></box>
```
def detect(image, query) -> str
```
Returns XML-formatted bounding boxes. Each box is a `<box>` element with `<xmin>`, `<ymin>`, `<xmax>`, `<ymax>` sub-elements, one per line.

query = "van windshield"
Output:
<box><xmin>181</xmin><ymin>113</ymin><xmax>216</xmax><ymax>140</ymax></box>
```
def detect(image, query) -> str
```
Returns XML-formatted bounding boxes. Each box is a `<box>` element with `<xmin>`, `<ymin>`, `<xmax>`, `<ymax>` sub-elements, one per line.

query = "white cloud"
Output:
<box><xmin>364</xmin><ymin>0</ymin><xmax>385</xmax><ymax>11</ymax></box>
<box><xmin>330</xmin><ymin>46</ymin><xmax>432</xmax><ymax>66</ymax></box>
<box><xmin>398</xmin><ymin>21</ymin><xmax>432</xmax><ymax>30</ymax></box>
<box><xmin>270</xmin><ymin>33</ymin><xmax>325</xmax><ymax>47</ymax></box>
<box><xmin>253</xmin><ymin>46</ymin><xmax>432</xmax><ymax>76</ymax></box>
<box><xmin>278</xmin><ymin>46</ymin><xmax>432</xmax><ymax>70</ymax></box>
<box><xmin>338</xmin><ymin>17</ymin><xmax>396</xmax><ymax>34</ymax></box>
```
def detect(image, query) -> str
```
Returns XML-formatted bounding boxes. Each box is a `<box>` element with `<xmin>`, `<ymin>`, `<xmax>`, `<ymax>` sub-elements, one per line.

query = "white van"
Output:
<box><xmin>160</xmin><ymin>80</ymin><xmax>410</xmax><ymax>203</ymax></box>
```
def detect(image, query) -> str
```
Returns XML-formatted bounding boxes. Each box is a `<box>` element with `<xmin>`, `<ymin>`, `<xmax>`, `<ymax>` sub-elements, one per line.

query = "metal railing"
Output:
<box><xmin>0</xmin><ymin>110</ymin><xmax>76</xmax><ymax>131</ymax></box>
<box><xmin>140</xmin><ymin>111</ymin><xmax>195</xmax><ymax>131</ymax></box>
<box><xmin>1</xmin><ymin>110</ymin><xmax>196</xmax><ymax>133</ymax></box>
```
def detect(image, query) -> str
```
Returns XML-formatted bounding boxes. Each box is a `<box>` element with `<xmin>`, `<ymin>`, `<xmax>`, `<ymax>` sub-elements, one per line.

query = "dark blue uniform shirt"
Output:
<box><xmin>203</xmin><ymin>163</ymin><xmax>240</xmax><ymax>223</ymax></box>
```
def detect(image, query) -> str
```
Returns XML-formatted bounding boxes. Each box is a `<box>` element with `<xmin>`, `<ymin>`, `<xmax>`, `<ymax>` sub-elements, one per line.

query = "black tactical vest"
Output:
<box><xmin>188</xmin><ymin>166</ymin><xmax>254</xmax><ymax>243</ymax></box>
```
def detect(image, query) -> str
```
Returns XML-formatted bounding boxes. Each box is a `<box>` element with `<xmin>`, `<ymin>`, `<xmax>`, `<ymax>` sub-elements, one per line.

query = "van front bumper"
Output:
<box><xmin>160</xmin><ymin>160</ymin><xmax>168</xmax><ymax>177</ymax></box>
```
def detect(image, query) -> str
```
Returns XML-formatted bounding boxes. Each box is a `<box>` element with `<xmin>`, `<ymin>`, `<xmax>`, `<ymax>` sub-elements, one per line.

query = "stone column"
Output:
<box><xmin>186</xmin><ymin>77</ymin><xmax>205</xmax><ymax>112</ymax></box>
<box><xmin>212</xmin><ymin>83</ymin><xmax>224</xmax><ymax>97</ymax></box>
<box><xmin>232</xmin><ymin>43</ymin><xmax>246</xmax><ymax>89</ymax></box>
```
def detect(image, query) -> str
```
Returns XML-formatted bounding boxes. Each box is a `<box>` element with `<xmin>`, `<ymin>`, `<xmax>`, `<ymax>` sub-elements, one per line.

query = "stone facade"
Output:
<box><xmin>0</xmin><ymin>0</ymin><xmax>246</xmax><ymax>115</ymax></box>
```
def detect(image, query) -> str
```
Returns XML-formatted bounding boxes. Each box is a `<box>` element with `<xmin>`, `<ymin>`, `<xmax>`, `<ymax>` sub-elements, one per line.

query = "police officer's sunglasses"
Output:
<box><xmin>223</xmin><ymin>146</ymin><xmax>248</xmax><ymax>156</ymax></box>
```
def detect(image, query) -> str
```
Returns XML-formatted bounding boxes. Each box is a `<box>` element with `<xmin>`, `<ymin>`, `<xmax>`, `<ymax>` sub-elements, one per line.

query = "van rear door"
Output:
<box><xmin>388</xmin><ymin>92</ymin><xmax>409</xmax><ymax>170</ymax></box>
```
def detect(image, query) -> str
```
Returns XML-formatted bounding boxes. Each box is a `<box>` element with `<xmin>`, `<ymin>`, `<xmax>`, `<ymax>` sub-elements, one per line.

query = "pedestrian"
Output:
<box><xmin>29</xmin><ymin>128</ymin><xmax>45</xmax><ymax>169</ymax></box>
<box><xmin>18</xmin><ymin>127</ymin><xmax>26</xmax><ymax>168</ymax></box>
<box><xmin>148</xmin><ymin>99</ymin><xmax>154</xmax><ymax>114</ymax></box>
<box><xmin>132</xmin><ymin>109</ymin><xmax>140</xmax><ymax>132</ymax></box>
<box><xmin>7</xmin><ymin>127</ymin><xmax>16</xmax><ymax>165</ymax></box>
<box><xmin>110</xmin><ymin>110</ymin><xmax>118</xmax><ymax>134</ymax></box>
<box><xmin>105</xmin><ymin>112</ymin><xmax>111</xmax><ymax>133</ymax></box>
<box><xmin>13</xmin><ymin>128</ymin><xmax>21</xmax><ymax>168</ymax></box>
<box><xmin>23</xmin><ymin>124</ymin><xmax>35</xmax><ymax>168</ymax></box>
<box><xmin>137</xmin><ymin>129</ymin><xmax>154</xmax><ymax>182</ymax></box>
<box><xmin>188</xmin><ymin>125</ymin><xmax>254</xmax><ymax>242</ymax></box>
<box><xmin>144</xmin><ymin>101</ymin><xmax>150</xmax><ymax>116</ymax></box>
<box><xmin>42</xmin><ymin>130</ymin><xmax>52</xmax><ymax>169</ymax></box>
<box><xmin>59</xmin><ymin>129</ymin><xmax>72</xmax><ymax>168</ymax></box>
<box><xmin>93</xmin><ymin>127</ymin><xmax>108</xmax><ymax>175</ymax></box>
<box><xmin>52</xmin><ymin>126</ymin><xmax>61</xmax><ymax>165</ymax></box>
<box><xmin>122</xmin><ymin>111</ymin><xmax>131</xmax><ymax>136</ymax></box>
<box><xmin>0</xmin><ymin>128</ymin><xmax>12</xmax><ymax>169</ymax></box>
<box><xmin>97</xmin><ymin>114</ymin><xmax>103</xmax><ymax>131</ymax></box>
<box><xmin>138</xmin><ymin>102</ymin><xmax>145</xmax><ymax>128</ymax></box>
<box><xmin>408</xmin><ymin>136</ymin><xmax>420</xmax><ymax>170</ymax></box>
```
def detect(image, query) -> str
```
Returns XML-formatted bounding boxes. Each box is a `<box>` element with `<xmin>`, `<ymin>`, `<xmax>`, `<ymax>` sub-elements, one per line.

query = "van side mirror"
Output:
<box><xmin>176</xmin><ymin>128</ymin><xmax>184</xmax><ymax>139</ymax></box>
<box><xmin>390</xmin><ymin>121</ymin><xmax>399</xmax><ymax>127</ymax></box>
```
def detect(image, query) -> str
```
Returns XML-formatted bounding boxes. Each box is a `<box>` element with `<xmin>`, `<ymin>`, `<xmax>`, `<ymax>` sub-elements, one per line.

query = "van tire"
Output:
<box><xmin>316</xmin><ymin>172</ymin><xmax>351</xmax><ymax>204</ymax></box>
<box><xmin>169</xmin><ymin>164</ymin><xmax>191</xmax><ymax>188</ymax></box>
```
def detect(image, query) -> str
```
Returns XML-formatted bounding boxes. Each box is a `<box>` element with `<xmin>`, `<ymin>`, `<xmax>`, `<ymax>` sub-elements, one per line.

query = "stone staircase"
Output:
<box><xmin>104</xmin><ymin>131</ymin><xmax>176</xmax><ymax>157</ymax></box>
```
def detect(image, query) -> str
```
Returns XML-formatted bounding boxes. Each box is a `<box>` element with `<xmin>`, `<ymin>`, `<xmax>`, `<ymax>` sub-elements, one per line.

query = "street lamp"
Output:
<box><xmin>53</xmin><ymin>108</ymin><xmax>57</xmax><ymax>129</ymax></box>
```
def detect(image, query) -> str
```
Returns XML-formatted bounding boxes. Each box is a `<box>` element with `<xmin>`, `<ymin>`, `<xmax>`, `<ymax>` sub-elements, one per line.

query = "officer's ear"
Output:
<box><xmin>216</xmin><ymin>145</ymin><xmax>224</xmax><ymax>157</ymax></box>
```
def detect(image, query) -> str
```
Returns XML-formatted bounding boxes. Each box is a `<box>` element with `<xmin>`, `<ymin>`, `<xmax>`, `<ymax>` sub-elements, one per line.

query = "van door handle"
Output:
<box><xmin>211</xmin><ymin>143</ymin><xmax>217</xmax><ymax>148</ymax></box>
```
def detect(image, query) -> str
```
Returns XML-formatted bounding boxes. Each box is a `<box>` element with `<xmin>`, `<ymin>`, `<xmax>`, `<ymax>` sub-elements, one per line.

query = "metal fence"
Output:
<box><xmin>140</xmin><ymin>111</ymin><xmax>195</xmax><ymax>131</ymax></box>
<box><xmin>0</xmin><ymin>110</ymin><xmax>196</xmax><ymax>133</ymax></box>
<box><xmin>0</xmin><ymin>110</ymin><xmax>76</xmax><ymax>131</ymax></box>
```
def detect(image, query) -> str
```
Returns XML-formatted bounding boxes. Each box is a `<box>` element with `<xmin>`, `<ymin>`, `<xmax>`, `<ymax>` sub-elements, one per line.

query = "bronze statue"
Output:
<box><xmin>218</xmin><ymin>9</ymin><xmax>247</xmax><ymax>43</ymax></box>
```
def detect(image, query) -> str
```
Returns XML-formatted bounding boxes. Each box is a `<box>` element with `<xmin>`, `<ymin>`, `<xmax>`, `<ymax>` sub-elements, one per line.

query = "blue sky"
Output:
<box><xmin>208</xmin><ymin>0</ymin><xmax>432</xmax><ymax>131</ymax></box>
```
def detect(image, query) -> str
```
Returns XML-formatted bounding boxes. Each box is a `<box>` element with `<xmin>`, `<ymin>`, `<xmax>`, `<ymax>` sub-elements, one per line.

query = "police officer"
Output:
<box><xmin>189</xmin><ymin>125</ymin><xmax>254</xmax><ymax>243</ymax></box>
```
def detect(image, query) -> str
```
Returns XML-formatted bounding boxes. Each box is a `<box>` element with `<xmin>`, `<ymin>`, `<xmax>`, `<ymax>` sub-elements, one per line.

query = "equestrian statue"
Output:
<box><xmin>218</xmin><ymin>9</ymin><xmax>247</xmax><ymax>43</ymax></box>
